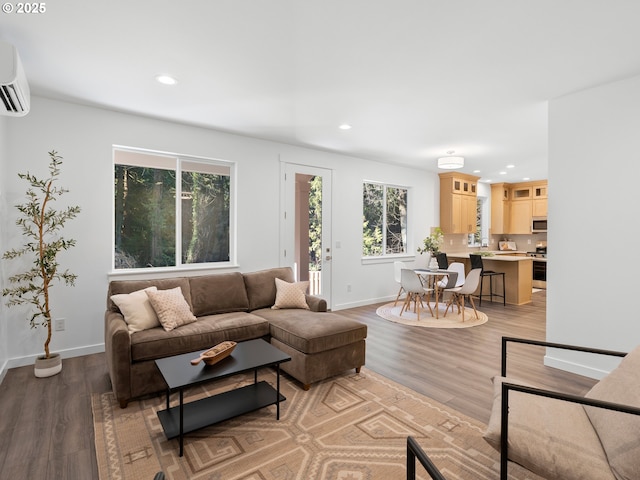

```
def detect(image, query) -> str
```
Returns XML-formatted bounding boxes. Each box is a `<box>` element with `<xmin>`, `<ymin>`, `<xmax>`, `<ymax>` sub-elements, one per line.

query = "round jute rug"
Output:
<box><xmin>376</xmin><ymin>301</ymin><xmax>488</xmax><ymax>328</ymax></box>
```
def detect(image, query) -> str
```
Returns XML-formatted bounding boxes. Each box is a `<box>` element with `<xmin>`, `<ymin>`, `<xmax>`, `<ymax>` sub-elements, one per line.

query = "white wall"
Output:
<box><xmin>546</xmin><ymin>74</ymin><xmax>640</xmax><ymax>377</ymax></box>
<box><xmin>0</xmin><ymin>114</ymin><xmax>8</xmax><ymax>380</ymax></box>
<box><xmin>2</xmin><ymin>96</ymin><xmax>437</xmax><ymax>367</ymax></box>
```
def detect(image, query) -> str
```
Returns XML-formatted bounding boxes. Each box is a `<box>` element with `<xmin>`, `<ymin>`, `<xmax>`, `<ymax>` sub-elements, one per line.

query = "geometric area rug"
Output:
<box><xmin>376</xmin><ymin>301</ymin><xmax>489</xmax><ymax>329</ymax></box>
<box><xmin>92</xmin><ymin>367</ymin><xmax>540</xmax><ymax>479</ymax></box>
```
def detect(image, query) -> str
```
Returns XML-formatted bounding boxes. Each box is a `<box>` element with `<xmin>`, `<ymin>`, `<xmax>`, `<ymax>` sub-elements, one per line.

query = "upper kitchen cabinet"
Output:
<box><xmin>439</xmin><ymin>172</ymin><xmax>479</xmax><ymax>234</ymax></box>
<box><xmin>490</xmin><ymin>180</ymin><xmax>548</xmax><ymax>235</ymax></box>
<box><xmin>491</xmin><ymin>183</ymin><xmax>510</xmax><ymax>234</ymax></box>
<box><xmin>532</xmin><ymin>183</ymin><xmax>548</xmax><ymax>217</ymax></box>
<box><xmin>509</xmin><ymin>199</ymin><xmax>533</xmax><ymax>234</ymax></box>
<box><xmin>450</xmin><ymin>176</ymin><xmax>477</xmax><ymax>195</ymax></box>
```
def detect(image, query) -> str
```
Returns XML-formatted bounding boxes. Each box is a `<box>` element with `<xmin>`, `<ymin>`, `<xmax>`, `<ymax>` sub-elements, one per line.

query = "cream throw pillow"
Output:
<box><xmin>146</xmin><ymin>286</ymin><xmax>197</xmax><ymax>332</ymax></box>
<box><xmin>110</xmin><ymin>286</ymin><xmax>160</xmax><ymax>333</ymax></box>
<box><xmin>584</xmin><ymin>345</ymin><xmax>640</xmax><ymax>480</ymax></box>
<box><xmin>272</xmin><ymin>278</ymin><xmax>310</xmax><ymax>310</ymax></box>
<box><xmin>484</xmin><ymin>375</ymin><xmax>615</xmax><ymax>480</ymax></box>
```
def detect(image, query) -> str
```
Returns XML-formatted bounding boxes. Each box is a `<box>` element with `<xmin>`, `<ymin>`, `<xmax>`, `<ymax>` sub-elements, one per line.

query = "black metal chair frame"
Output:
<box><xmin>407</xmin><ymin>436</ymin><xmax>447</xmax><ymax>480</ymax></box>
<box><xmin>498</xmin><ymin>336</ymin><xmax>639</xmax><ymax>480</ymax></box>
<box><xmin>470</xmin><ymin>254</ymin><xmax>505</xmax><ymax>306</ymax></box>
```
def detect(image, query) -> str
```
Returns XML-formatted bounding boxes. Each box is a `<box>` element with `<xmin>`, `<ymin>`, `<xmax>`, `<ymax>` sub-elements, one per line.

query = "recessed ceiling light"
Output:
<box><xmin>506</xmin><ymin>164</ymin><xmax>515</xmax><ymax>169</ymax></box>
<box><xmin>473</xmin><ymin>169</ymin><xmax>481</xmax><ymax>173</ymax></box>
<box><xmin>155</xmin><ymin>74</ymin><xmax>178</xmax><ymax>85</ymax></box>
<box><xmin>499</xmin><ymin>171</ymin><xmax>507</xmax><ymax>175</ymax></box>
<box><xmin>523</xmin><ymin>177</ymin><xmax>530</xmax><ymax>181</ymax></box>
<box><xmin>339</xmin><ymin>124</ymin><xmax>352</xmax><ymax>130</ymax></box>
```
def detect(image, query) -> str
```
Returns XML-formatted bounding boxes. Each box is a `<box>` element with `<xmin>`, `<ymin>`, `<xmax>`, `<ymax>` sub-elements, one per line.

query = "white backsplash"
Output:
<box><xmin>442</xmin><ymin>233</ymin><xmax>548</xmax><ymax>254</ymax></box>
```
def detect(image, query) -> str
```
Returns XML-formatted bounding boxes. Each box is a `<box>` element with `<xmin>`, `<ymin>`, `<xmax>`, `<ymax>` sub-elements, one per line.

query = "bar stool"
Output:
<box><xmin>469</xmin><ymin>254</ymin><xmax>505</xmax><ymax>306</ymax></box>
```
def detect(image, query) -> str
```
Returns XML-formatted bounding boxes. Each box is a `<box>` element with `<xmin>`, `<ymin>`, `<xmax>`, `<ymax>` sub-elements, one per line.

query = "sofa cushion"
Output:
<box><xmin>110</xmin><ymin>286</ymin><xmax>160</xmax><ymax>333</ymax></box>
<box><xmin>272</xmin><ymin>278</ymin><xmax>310</xmax><ymax>310</ymax></box>
<box><xmin>254</xmin><ymin>308</ymin><xmax>367</xmax><ymax>354</ymax></box>
<box><xmin>243</xmin><ymin>267</ymin><xmax>295</xmax><ymax>311</ymax></box>
<box><xmin>189</xmin><ymin>272</ymin><xmax>249</xmax><ymax>316</ymax></box>
<box><xmin>584</xmin><ymin>346</ymin><xmax>640</xmax><ymax>480</ymax></box>
<box><xmin>130</xmin><ymin>312</ymin><xmax>270</xmax><ymax>362</ymax></box>
<box><xmin>484</xmin><ymin>376</ymin><xmax>615</xmax><ymax>480</ymax></box>
<box><xmin>146</xmin><ymin>287</ymin><xmax>197</xmax><ymax>332</ymax></box>
<box><xmin>107</xmin><ymin>277</ymin><xmax>192</xmax><ymax>312</ymax></box>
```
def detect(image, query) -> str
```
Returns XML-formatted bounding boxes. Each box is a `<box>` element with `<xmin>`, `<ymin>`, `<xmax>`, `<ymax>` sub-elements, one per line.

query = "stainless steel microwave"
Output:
<box><xmin>532</xmin><ymin>217</ymin><xmax>547</xmax><ymax>233</ymax></box>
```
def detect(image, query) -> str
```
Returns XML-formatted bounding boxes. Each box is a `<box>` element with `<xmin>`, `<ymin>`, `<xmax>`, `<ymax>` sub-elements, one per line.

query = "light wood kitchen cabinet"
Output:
<box><xmin>451</xmin><ymin>177</ymin><xmax>477</xmax><ymax>195</ymax></box>
<box><xmin>439</xmin><ymin>172</ymin><xmax>479</xmax><ymax>234</ymax></box>
<box><xmin>532</xmin><ymin>183</ymin><xmax>548</xmax><ymax>216</ymax></box>
<box><xmin>491</xmin><ymin>183</ymin><xmax>510</xmax><ymax>234</ymax></box>
<box><xmin>533</xmin><ymin>199</ymin><xmax>547</xmax><ymax>217</ymax></box>
<box><xmin>511</xmin><ymin>186</ymin><xmax>532</xmax><ymax>200</ymax></box>
<box><xmin>533</xmin><ymin>185</ymin><xmax>547</xmax><ymax>198</ymax></box>
<box><xmin>509</xmin><ymin>200</ymin><xmax>533</xmax><ymax>234</ymax></box>
<box><xmin>490</xmin><ymin>180</ymin><xmax>547</xmax><ymax>234</ymax></box>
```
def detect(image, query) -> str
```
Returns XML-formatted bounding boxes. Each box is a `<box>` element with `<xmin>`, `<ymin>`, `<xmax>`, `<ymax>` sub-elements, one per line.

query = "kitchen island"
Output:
<box><xmin>447</xmin><ymin>253</ymin><xmax>533</xmax><ymax>305</ymax></box>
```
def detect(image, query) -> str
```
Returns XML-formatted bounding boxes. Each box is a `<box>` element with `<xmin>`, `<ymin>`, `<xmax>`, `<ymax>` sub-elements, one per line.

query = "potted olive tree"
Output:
<box><xmin>2</xmin><ymin>151</ymin><xmax>81</xmax><ymax>377</ymax></box>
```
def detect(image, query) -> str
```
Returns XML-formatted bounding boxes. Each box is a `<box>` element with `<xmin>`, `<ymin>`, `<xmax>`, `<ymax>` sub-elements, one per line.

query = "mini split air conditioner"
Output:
<box><xmin>0</xmin><ymin>40</ymin><xmax>30</xmax><ymax>116</ymax></box>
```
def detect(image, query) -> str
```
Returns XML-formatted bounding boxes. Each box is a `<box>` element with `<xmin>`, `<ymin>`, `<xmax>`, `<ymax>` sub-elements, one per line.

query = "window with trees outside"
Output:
<box><xmin>362</xmin><ymin>182</ymin><xmax>408</xmax><ymax>257</ymax></box>
<box><xmin>113</xmin><ymin>148</ymin><xmax>234</xmax><ymax>270</ymax></box>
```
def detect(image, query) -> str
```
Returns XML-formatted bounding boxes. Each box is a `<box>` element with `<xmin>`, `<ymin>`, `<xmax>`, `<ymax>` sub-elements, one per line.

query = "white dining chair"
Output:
<box><xmin>400</xmin><ymin>269</ymin><xmax>433</xmax><ymax>321</ymax></box>
<box><xmin>443</xmin><ymin>268</ymin><xmax>481</xmax><ymax>322</ymax></box>
<box><xmin>437</xmin><ymin>262</ymin><xmax>465</xmax><ymax>289</ymax></box>
<box><xmin>393</xmin><ymin>261</ymin><xmax>407</xmax><ymax>306</ymax></box>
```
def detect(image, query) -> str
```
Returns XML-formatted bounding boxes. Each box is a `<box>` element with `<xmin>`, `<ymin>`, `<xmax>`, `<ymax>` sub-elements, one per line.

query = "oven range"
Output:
<box><xmin>527</xmin><ymin>246</ymin><xmax>547</xmax><ymax>288</ymax></box>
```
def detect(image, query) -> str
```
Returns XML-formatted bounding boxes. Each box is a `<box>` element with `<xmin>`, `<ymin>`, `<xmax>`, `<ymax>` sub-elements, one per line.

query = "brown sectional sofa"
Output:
<box><xmin>105</xmin><ymin>267</ymin><xmax>367</xmax><ymax>408</ymax></box>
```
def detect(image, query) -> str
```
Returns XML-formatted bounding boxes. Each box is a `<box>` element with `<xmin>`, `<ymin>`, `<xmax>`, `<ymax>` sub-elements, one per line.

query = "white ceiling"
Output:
<box><xmin>2</xmin><ymin>0</ymin><xmax>640</xmax><ymax>182</ymax></box>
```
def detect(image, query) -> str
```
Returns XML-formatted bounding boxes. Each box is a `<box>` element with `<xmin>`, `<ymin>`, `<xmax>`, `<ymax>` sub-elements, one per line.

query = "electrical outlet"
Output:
<box><xmin>527</xmin><ymin>239</ymin><xmax>532</xmax><ymax>244</ymax></box>
<box><xmin>449</xmin><ymin>239</ymin><xmax>453</xmax><ymax>245</ymax></box>
<box><xmin>55</xmin><ymin>318</ymin><xmax>65</xmax><ymax>331</ymax></box>
<box><xmin>347</xmin><ymin>284</ymin><xmax>352</xmax><ymax>293</ymax></box>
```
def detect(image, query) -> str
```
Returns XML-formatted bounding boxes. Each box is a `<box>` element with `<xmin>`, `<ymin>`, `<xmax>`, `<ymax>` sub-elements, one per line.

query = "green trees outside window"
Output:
<box><xmin>308</xmin><ymin>176</ymin><xmax>322</xmax><ymax>273</ymax></box>
<box><xmin>114</xmin><ymin>150</ymin><xmax>232</xmax><ymax>269</ymax></box>
<box><xmin>363</xmin><ymin>182</ymin><xmax>408</xmax><ymax>257</ymax></box>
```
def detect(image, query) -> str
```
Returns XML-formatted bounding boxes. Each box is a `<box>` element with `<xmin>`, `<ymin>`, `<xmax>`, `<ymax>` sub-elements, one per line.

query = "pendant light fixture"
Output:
<box><xmin>437</xmin><ymin>150</ymin><xmax>464</xmax><ymax>169</ymax></box>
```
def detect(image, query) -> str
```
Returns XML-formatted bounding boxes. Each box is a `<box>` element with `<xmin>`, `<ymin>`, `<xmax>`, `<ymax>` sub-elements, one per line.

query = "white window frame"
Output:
<box><xmin>362</xmin><ymin>180</ymin><xmax>412</xmax><ymax>263</ymax></box>
<box><xmin>111</xmin><ymin>145</ymin><xmax>237</xmax><ymax>275</ymax></box>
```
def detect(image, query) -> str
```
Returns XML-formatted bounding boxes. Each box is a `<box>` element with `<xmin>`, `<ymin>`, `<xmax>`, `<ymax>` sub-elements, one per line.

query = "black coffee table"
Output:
<box><xmin>155</xmin><ymin>338</ymin><xmax>291</xmax><ymax>456</ymax></box>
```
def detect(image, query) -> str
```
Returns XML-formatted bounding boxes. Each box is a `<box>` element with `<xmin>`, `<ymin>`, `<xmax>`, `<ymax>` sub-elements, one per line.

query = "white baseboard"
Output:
<box><xmin>544</xmin><ymin>354</ymin><xmax>611</xmax><ymax>381</ymax></box>
<box><xmin>6</xmin><ymin>343</ymin><xmax>105</xmax><ymax>369</ymax></box>
<box><xmin>332</xmin><ymin>295</ymin><xmax>395</xmax><ymax>311</ymax></box>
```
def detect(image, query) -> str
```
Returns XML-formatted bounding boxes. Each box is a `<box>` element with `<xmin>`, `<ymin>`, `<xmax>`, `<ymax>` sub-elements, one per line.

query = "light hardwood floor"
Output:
<box><xmin>0</xmin><ymin>289</ymin><xmax>597</xmax><ymax>479</ymax></box>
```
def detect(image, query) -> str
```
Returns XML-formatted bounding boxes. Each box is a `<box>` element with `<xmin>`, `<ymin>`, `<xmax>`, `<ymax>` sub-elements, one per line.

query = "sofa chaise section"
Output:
<box><xmin>256</xmin><ymin>307</ymin><xmax>367</xmax><ymax>389</ymax></box>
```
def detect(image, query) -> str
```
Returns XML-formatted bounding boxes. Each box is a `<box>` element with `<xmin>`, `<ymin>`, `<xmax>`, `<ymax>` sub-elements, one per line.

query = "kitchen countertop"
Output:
<box><xmin>493</xmin><ymin>250</ymin><xmax>547</xmax><ymax>262</ymax></box>
<box><xmin>447</xmin><ymin>252</ymin><xmax>533</xmax><ymax>261</ymax></box>
<box><xmin>445</xmin><ymin>251</ymin><xmax>534</xmax><ymax>305</ymax></box>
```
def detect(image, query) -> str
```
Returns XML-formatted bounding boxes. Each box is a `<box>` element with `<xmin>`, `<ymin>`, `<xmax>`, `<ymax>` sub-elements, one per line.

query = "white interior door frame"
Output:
<box><xmin>279</xmin><ymin>161</ymin><xmax>333</xmax><ymax>308</ymax></box>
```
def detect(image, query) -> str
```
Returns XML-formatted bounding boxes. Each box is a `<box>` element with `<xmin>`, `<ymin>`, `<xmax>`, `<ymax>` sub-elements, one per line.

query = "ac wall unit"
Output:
<box><xmin>0</xmin><ymin>40</ymin><xmax>30</xmax><ymax>116</ymax></box>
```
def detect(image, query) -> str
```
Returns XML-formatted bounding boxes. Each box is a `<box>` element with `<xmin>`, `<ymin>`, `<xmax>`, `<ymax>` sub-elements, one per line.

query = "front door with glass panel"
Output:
<box><xmin>280</xmin><ymin>163</ymin><xmax>332</xmax><ymax>308</ymax></box>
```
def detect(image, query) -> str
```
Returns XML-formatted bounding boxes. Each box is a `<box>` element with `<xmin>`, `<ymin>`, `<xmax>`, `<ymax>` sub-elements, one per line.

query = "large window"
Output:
<box><xmin>113</xmin><ymin>148</ymin><xmax>234</xmax><ymax>270</ymax></box>
<box><xmin>362</xmin><ymin>182</ymin><xmax>408</xmax><ymax>257</ymax></box>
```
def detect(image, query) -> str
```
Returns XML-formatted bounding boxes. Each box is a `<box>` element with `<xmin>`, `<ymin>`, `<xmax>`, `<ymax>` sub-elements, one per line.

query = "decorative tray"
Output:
<box><xmin>190</xmin><ymin>341</ymin><xmax>237</xmax><ymax>366</ymax></box>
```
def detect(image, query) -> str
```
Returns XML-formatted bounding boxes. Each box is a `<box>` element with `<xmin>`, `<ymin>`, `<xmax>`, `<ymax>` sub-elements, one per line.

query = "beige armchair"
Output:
<box><xmin>484</xmin><ymin>337</ymin><xmax>640</xmax><ymax>480</ymax></box>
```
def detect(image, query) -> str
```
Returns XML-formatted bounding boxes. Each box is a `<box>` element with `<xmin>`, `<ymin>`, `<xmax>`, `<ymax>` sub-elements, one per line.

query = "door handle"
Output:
<box><xmin>325</xmin><ymin>256</ymin><xmax>332</xmax><ymax>261</ymax></box>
